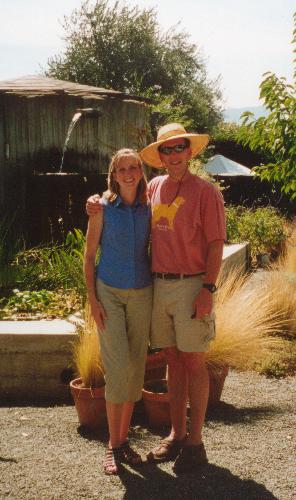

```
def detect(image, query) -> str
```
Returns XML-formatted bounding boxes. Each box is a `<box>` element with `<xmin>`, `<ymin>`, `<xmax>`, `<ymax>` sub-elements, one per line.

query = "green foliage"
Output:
<box><xmin>226</xmin><ymin>206</ymin><xmax>288</xmax><ymax>256</ymax></box>
<box><xmin>2</xmin><ymin>289</ymin><xmax>57</xmax><ymax>313</ymax></box>
<box><xmin>0</xmin><ymin>214</ymin><xmax>24</xmax><ymax>289</ymax></box>
<box><xmin>12</xmin><ymin>229</ymin><xmax>86</xmax><ymax>298</ymax></box>
<box><xmin>212</xmin><ymin>122</ymin><xmax>241</xmax><ymax>142</ymax></box>
<box><xmin>254</xmin><ymin>340</ymin><xmax>296</xmax><ymax>378</ymax></box>
<box><xmin>0</xmin><ymin>228</ymin><xmax>86</xmax><ymax>318</ymax></box>
<box><xmin>0</xmin><ymin>288</ymin><xmax>81</xmax><ymax>319</ymax></box>
<box><xmin>46</xmin><ymin>0</ymin><xmax>222</xmax><ymax>132</ymax></box>
<box><xmin>238</xmin><ymin>12</ymin><xmax>296</xmax><ymax>200</ymax></box>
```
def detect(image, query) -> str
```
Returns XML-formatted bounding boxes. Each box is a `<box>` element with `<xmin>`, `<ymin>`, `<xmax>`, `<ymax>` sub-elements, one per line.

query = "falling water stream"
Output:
<box><xmin>58</xmin><ymin>111</ymin><xmax>82</xmax><ymax>173</ymax></box>
<box><xmin>58</xmin><ymin>107</ymin><xmax>101</xmax><ymax>173</ymax></box>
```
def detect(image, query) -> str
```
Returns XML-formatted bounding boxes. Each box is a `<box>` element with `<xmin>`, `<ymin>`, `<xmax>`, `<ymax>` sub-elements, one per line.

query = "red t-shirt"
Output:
<box><xmin>148</xmin><ymin>171</ymin><xmax>226</xmax><ymax>274</ymax></box>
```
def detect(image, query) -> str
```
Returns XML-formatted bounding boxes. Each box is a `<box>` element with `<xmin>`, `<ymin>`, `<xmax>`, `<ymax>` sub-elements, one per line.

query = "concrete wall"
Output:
<box><xmin>0</xmin><ymin>320</ymin><xmax>76</xmax><ymax>402</ymax></box>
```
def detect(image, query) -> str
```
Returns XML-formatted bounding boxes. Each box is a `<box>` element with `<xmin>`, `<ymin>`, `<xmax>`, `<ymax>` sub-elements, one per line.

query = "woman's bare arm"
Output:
<box><xmin>83</xmin><ymin>211</ymin><xmax>107</xmax><ymax>330</ymax></box>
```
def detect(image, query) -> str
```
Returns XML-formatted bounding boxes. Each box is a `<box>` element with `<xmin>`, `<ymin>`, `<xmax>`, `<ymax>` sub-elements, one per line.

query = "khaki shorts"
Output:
<box><xmin>151</xmin><ymin>275</ymin><xmax>215</xmax><ymax>352</ymax></box>
<box><xmin>96</xmin><ymin>279</ymin><xmax>152</xmax><ymax>404</ymax></box>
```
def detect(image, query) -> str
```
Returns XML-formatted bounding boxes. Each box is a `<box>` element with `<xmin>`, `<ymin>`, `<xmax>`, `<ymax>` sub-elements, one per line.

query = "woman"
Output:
<box><xmin>84</xmin><ymin>149</ymin><xmax>152</xmax><ymax>475</ymax></box>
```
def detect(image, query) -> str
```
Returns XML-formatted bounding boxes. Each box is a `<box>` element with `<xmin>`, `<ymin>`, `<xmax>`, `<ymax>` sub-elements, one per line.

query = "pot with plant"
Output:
<box><xmin>142</xmin><ymin>378</ymin><xmax>170</xmax><ymax>427</ymax></box>
<box><xmin>145</xmin><ymin>348</ymin><xmax>167</xmax><ymax>382</ymax></box>
<box><xmin>70</xmin><ymin>305</ymin><xmax>107</xmax><ymax>431</ymax></box>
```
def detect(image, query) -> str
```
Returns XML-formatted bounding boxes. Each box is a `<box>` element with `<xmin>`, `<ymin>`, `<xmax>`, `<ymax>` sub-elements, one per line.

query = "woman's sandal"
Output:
<box><xmin>120</xmin><ymin>441</ymin><xmax>144</xmax><ymax>466</ymax></box>
<box><xmin>103</xmin><ymin>447</ymin><xmax>122</xmax><ymax>475</ymax></box>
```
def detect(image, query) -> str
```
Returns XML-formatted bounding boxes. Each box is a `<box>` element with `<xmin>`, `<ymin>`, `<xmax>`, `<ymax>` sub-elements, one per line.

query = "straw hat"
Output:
<box><xmin>140</xmin><ymin>123</ymin><xmax>209</xmax><ymax>168</ymax></box>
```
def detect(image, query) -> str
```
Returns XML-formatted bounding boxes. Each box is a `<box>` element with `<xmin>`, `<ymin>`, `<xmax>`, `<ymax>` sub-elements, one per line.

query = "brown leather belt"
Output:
<box><xmin>153</xmin><ymin>272</ymin><xmax>204</xmax><ymax>280</ymax></box>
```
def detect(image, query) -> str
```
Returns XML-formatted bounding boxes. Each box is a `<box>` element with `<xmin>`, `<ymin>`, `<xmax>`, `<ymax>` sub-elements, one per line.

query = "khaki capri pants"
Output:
<box><xmin>151</xmin><ymin>275</ymin><xmax>215</xmax><ymax>352</ymax></box>
<box><xmin>96</xmin><ymin>279</ymin><xmax>152</xmax><ymax>404</ymax></box>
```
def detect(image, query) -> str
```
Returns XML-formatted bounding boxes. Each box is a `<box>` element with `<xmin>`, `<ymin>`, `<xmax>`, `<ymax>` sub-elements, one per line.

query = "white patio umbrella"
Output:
<box><xmin>204</xmin><ymin>154</ymin><xmax>254</xmax><ymax>176</ymax></box>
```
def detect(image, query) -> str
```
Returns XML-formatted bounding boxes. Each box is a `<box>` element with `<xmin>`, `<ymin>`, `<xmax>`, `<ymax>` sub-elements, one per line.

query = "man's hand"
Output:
<box><xmin>193</xmin><ymin>288</ymin><xmax>213</xmax><ymax>320</ymax></box>
<box><xmin>89</xmin><ymin>297</ymin><xmax>107</xmax><ymax>331</ymax></box>
<box><xmin>86</xmin><ymin>194</ymin><xmax>102</xmax><ymax>216</ymax></box>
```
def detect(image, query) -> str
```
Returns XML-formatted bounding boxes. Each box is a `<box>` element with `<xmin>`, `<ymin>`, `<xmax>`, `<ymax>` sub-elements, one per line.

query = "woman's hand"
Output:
<box><xmin>86</xmin><ymin>194</ymin><xmax>102</xmax><ymax>216</ymax></box>
<box><xmin>89</xmin><ymin>297</ymin><xmax>107</xmax><ymax>331</ymax></box>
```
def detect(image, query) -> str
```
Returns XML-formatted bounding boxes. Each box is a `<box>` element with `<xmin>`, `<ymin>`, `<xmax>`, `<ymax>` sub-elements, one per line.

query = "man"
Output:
<box><xmin>87</xmin><ymin>123</ymin><xmax>226</xmax><ymax>474</ymax></box>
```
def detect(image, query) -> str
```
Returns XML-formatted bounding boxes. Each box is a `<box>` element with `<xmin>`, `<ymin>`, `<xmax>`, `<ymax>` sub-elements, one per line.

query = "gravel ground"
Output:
<box><xmin>1</xmin><ymin>370</ymin><xmax>295</xmax><ymax>500</ymax></box>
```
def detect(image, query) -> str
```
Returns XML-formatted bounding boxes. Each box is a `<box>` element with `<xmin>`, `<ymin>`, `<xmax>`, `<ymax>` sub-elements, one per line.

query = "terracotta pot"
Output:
<box><xmin>256</xmin><ymin>252</ymin><xmax>270</xmax><ymax>267</ymax></box>
<box><xmin>207</xmin><ymin>365</ymin><xmax>229</xmax><ymax>408</ymax></box>
<box><xmin>142</xmin><ymin>379</ymin><xmax>170</xmax><ymax>427</ymax></box>
<box><xmin>70</xmin><ymin>377</ymin><xmax>107</xmax><ymax>430</ymax></box>
<box><xmin>142</xmin><ymin>366</ymin><xmax>229</xmax><ymax>426</ymax></box>
<box><xmin>145</xmin><ymin>350</ymin><xmax>167</xmax><ymax>382</ymax></box>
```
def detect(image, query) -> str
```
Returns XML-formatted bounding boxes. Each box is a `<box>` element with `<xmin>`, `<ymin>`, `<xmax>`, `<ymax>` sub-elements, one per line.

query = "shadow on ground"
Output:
<box><xmin>76</xmin><ymin>401</ymin><xmax>283</xmax><ymax>443</ymax></box>
<box><xmin>115</xmin><ymin>462</ymin><xmax>277</xmax><ymax>500</ymax></box>
<box><xmin>205</xmin><ymin>401</ymin><xmax>283</xmax><ymax>424</ymax></box>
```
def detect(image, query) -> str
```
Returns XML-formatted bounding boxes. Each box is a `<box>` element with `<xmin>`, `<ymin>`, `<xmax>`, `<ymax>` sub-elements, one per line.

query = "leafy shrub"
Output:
<box><xmin>11</xmin><ymin>229</ymin><xmax>86</xmax><ymax>298</ymax></box>
<box><xmin>0</xmin><ymin>288</ymin><xmax>81</xmax><ymax>319</ymax></box>
<box><xmin>226</xmin><ymin>206</ymin><xmax>288</xmax><ymax>257</ymax></box>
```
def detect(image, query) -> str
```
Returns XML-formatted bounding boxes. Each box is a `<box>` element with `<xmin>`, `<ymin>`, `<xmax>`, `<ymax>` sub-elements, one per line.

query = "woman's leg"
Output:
<box><xmin>106</xmin><ymin>401</ymin><xmax>124</xmax><ymax>449</ymax></box>
<box><xmin>125</xmin><ymin>286</ymin><xmax>152</xmax><ymax>402</ymax></box>
<box><xmin>119</xmin><ymin>401</ymin><xmax>135</xmax><ymax>444</ymax></box>
<box><xmin>104</xmin><ymin>401</ymin><xmax>124</xmax><ymax>475</ymax></box>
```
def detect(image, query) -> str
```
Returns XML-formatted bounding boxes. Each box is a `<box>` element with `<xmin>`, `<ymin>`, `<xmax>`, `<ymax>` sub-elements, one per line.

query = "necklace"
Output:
<box><xmin>168</xmin><ymin>171</ymin><xmax>187</xmax><ymax>207</ymax></box>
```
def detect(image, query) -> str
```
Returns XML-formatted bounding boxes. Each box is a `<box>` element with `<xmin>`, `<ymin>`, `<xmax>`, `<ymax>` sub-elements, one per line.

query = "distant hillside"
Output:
<box><xmin>223</xmin><ymin>106</ymin><xmax>268</xmax><ymax>123</ymax></box>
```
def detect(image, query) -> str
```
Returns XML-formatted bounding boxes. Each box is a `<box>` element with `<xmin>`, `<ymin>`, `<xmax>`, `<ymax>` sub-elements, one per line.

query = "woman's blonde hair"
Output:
<box><xmin>103</xmin><ymin>148</ymin><xmax>148</xmax><ymax>203</ymax></box>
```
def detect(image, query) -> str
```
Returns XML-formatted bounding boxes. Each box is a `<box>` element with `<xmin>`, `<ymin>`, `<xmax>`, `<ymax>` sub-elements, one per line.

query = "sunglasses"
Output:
<box><xmin>158</xmin><ymin>143</ymin><xmax>189</xmax><ymax>155</ymax></box>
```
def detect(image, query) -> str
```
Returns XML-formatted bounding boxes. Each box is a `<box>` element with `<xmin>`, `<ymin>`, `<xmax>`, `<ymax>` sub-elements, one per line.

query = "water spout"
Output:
<box><xmin>76</xmin><ymin>107</ymin><xmax>102</xmax><ymax>117</ymax></box>
<box><xmin>59</xmin><ymin>107</ymin><xmax>102</xmax><ymax>173</ymax></box>
<box><xmin>59</xmin><ymin>112</ymin><xmax>82</xmax><ymax>173</ymax></box>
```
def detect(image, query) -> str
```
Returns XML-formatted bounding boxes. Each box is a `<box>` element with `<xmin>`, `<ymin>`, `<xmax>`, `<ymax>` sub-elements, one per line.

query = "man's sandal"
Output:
<box><xmin>173</xmin><ymin>443</ymin><xmax>208</xmax><ymax>474</ymax></box>
<box><xmin>120</xmin><ymin>441</ymin><xmax>143</xmax><ymax>465</ymax></box>
<box><xmin>103</xmin><ymin>447</ymin><xmax>122</xmax><ymax>475</ymax></box>
<box><xmin>146</xmin><ymin>437</ymin><xmax>186</xmax><ymax>463</ymax></box>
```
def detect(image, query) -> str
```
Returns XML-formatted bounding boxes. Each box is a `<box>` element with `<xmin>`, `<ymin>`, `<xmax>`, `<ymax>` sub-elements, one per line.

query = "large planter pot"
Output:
<box><xmin>142</xmin><ymin>379</ymin><xmax>170</xmax><ymax>427</ymax></box>
<box><xmin>207</xmin><ymin>365</ymin><xmax>229</xmax><ymax>408</ymax></box>
<box><xmin>70</xmin><ymin>377</ymin><xmax>107</xmax><ymax>430</ymax></box>
<box><xmin>145</xmin><ymin>350</ymin><xmax>167</xmax><ymax>382</ymax></box>
<box><xmin>256</xmin><ymin>252</ymin><xmax>270</xmax><ymax>267</ymax></box>
<box><xmin>142</xmin><ymin>366</ymin><xmax>229</xmax><ymax>426</ymax></box>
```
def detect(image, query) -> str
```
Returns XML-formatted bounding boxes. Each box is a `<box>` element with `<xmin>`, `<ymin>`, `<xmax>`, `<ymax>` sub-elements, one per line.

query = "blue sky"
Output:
<box><xmin>0</xmin><ymin>0</ymin><xmax>294</xmax><ymax>107</ymax></box>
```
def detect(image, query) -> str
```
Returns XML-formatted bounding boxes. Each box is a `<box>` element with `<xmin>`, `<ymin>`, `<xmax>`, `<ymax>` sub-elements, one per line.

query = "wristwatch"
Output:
<box><xmin>202</xmin><ymin>283</ymin><xmax>217</xmax><ymax>293</ymax></box>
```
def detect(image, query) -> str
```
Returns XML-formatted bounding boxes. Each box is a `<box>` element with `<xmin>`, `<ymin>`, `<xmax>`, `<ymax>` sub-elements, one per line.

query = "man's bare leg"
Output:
<box><xmin>146</xmin><ymin>346</ymin><xmax>188</xmax><ymax>462</ymax></box>
<box><xmin>181</xmin><ymin>352</ymin><xmax>209</xmax><ymax>445</ymax></box>
<box><xmin>165</xmin><ymin>346</ymin><xmax>188</xmax><ymax>441</ymax></box>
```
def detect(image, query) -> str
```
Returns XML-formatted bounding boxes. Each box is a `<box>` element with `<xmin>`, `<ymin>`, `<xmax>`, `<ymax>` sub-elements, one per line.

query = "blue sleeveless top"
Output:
<box><xmin>96</xmin><ymin>196</ymin><xmax>152</xmax><ymax>289</ymax></box>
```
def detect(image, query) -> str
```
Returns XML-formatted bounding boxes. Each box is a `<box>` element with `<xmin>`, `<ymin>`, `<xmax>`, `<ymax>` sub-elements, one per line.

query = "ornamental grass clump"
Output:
<box><xmin>278</xmin><ymin>225</ymin><xmax>296</xmax><ymax>274</ymax></box>
<box><xmin>257</xmin><ymin>271</ymin><xmax>296</xmax><ymax>339</ymax></box>
<box><xmin>206</xmin><ymin>268</ymin><xmax>286</xmax><ymax>371</ymax></box>
<box><xmin>73</xmin><ymin>303</ymin><xmax>105</xmax><ymax>388</ymax></box>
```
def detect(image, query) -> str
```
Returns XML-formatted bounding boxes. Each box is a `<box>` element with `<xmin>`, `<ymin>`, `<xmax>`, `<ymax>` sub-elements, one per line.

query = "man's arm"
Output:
<box><xmin>194</xmin><ymin>239</ymin><xmax>224</xmax><ymax>319</ymax></box>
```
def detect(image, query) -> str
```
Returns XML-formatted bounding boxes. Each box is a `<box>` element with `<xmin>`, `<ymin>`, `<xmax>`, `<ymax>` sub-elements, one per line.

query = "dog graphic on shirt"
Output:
<box><xmin>152</xmin><ymin>196</ymin><xmax>185</xmax><ymax>230</ymax></box>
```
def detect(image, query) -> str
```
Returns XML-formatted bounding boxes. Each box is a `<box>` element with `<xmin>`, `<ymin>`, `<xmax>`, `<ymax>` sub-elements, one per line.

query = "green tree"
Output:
<box><xmin>238</xmin><ymin>12</ymin><xmax>296</xmax><ymax>200</ymax></box>
<box><xmin>46</xmin><ymin>0</ymin><xmax>222</xmax><ymax>132</ymax></box>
